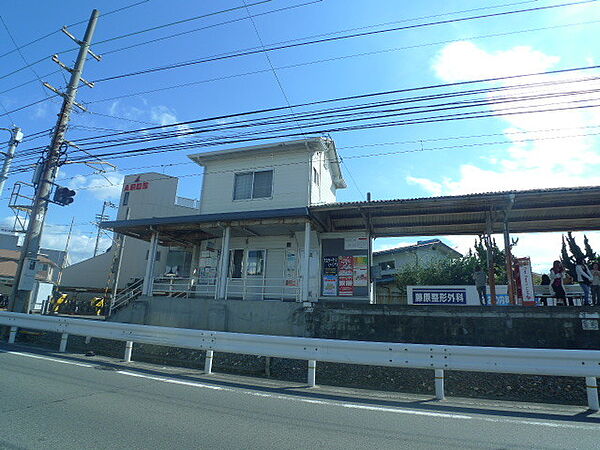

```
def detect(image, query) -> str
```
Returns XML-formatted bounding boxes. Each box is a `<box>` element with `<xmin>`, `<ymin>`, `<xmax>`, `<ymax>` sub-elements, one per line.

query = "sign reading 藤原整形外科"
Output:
<box><xmin>412</xmin><ymin>288</ymin><xmax>467</xmax><ymax>304</ymax></box>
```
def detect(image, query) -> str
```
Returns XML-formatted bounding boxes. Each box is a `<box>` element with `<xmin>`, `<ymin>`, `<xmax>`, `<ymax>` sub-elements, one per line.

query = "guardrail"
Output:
<box><xmin>1</xmin><ymin>311</ymin><xmax>599</xmax><ymax>410</ymax></box>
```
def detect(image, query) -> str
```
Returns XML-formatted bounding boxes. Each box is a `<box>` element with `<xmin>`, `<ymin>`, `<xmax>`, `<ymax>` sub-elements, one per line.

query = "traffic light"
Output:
<box><xmin>53</xmin><ymin>186</ymin><xmax>76</xmax><ymax>206</ymax></box>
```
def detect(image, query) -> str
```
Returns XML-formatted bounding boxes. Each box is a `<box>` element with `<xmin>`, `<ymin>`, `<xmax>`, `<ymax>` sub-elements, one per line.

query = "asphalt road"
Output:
<box><xmin>1</xmin><ymin>345</ymin><xmax>600</xmax><ymax>450</ymax></box>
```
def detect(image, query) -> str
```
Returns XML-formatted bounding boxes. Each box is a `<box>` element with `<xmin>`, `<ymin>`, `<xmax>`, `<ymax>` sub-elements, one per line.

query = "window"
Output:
<box><xmin>41</xmin><ymin>264</ymin><xmax>48</xmax><ymax>271</ymax></box>
<box><xmin>313</xmin><ymin>167</ymin><xmax>319</xmax><ymax>186</ymax></box>
<box><xmin>379</xmin><ymin>260</ymin><xmax>395</xmax><ymax>271</ymax></box>
<box><xmin>229</xmin><ymin>249</ymin><xmax>244</xmax><ymax>278</ymax></box>
<box><xmin>122</xmin><ymin>191</ymin><xmax>129</xmax><ymax>206</ymax></box>
<box><xmin>233</xmin><ymin>170</ymin><xmax>273</xmax><ymax>200</ymax></box>
<box><xmin>145</xmin><ymin>250</ymin><xmax>161</xmax><ymax>261</ymax></box>
<box><xmin>246</xmin><ymin>250</ymin><xmax>265</xmax><ymax>276</ymax></box>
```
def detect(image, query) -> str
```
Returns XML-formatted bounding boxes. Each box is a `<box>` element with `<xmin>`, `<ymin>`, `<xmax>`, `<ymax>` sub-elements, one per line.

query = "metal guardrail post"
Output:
<box><xmin>59</xmin><ymin>333</ymin><xmax>69</xmax><ymax>353</ymax></box>
<box><xmin>8</xmin><ymin>326</ymin><xmax>17</xmax><ymax>343</ymax></box>
<box><xmin>124</xmin><ymin>341</ymin><xmax>133</xmax><ymax>362</ymax></box>
<box><xmin>586</xmin><ymin>377</ymin><xmax>599</xmax><ymax>411</ymax></box>
<box><xmin>434</xmin><ymin>369</ymin><xmax>445</xmax><ymax>400</ymax></box>
<box><xmin>204</xmin><ymin>350</ymin><xmax>214</xmax><ymax>374</ymax></box>
<box><xmin>308</xmin><ymin>360</ymin><xmax>317</xmax><ymax>387</ymax></box>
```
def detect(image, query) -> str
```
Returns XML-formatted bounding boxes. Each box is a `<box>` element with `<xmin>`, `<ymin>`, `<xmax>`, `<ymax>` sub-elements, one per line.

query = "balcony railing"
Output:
<box><xmin>174</xmin><ymin>196</ymin><xmax>200</xmax><ymax>209</ymax></box>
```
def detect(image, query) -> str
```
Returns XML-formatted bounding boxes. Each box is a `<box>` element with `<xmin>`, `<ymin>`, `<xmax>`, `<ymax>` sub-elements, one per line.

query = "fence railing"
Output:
<box><xmin>225</xmin><ymin>277</ymin><xmax>300</xmax><ymax>301</ymax></box>
<box><xmin>152</xmin><ymin>276</ymin><xmax>217</xmax><ymax>298</ymax></box>
<box><xmin>150</xmin><ymin>276</ymin><xmax>300</xmax><ymax>301</ymax></box>
<box><xmin>174</xmin><ymin>196</ymin><xmax>200</xmax><ymax>209</ymax></box>
<box><xmin>1</xmin><ymin>311</ymin><xmax>599</xmax><ymax>411</ymax></box>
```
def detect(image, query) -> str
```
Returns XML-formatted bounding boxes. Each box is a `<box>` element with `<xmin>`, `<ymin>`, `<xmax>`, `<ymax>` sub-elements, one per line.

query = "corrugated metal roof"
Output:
<box><xmin>312</xmin><ymin>185</ymin><xmax>600</xmax><ymax>208</ymax></box>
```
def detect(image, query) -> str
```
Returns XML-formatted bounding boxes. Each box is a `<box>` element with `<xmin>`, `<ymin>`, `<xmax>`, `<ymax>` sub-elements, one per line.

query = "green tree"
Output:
<box><xmin>584</xmin><ymin>235</ymin><xmax>597</xmax><ymax>263</ymax></box>
<box><xmin>393</xmin><ymin>237</ymin><xmax>507</xmax><ymax>297</ymax></box>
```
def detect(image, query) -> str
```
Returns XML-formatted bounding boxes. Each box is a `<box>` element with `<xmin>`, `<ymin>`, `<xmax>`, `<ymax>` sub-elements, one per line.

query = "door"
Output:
<box><xmin>265</xmin><ymin>249</ymin><xmax>285</xmax><ymax>300</ymax></box>
<box><xmin>245</xmin><ymin>249</ymin><xmax>266</xmax><ymax>300</ymax></box>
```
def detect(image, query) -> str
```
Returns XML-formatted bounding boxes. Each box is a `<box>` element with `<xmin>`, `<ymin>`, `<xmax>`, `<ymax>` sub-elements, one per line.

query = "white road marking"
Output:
<box><xmin>5</xmin><ymin>351</ymin><xmax>94</xmax><ymax>368</ymax></box>
<box><xmin>341</xmin><ymin>403</ymin><xmax>471</xmax><ymax>419</ymax></box>
<box><xmin>117</xmin><ymin>370</ymin><xmax>224</xmax><ymax>390</ymax></box>
<box><xmin>115</xmin><ymin>370</ymin><xmax>600</xmax><ymax>429</ymax></box>
<box><xmin>7</xmin><ymin>351</ymin><xmax>600</xmax><ymax>431</ymax></box>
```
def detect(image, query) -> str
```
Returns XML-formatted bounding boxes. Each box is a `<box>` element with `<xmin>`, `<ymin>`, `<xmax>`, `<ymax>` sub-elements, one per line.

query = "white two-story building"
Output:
<box><xmin>62</xmin><ymin>137</ymin><xmax>373</xmax><ymax>305</ymax></box>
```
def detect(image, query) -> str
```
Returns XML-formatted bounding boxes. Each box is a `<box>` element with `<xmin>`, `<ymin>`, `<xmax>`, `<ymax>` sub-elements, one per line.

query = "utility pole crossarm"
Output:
<box><xmin>9</xmin><ymin>9</ymin><xmax>101</xmax><ymax>314</ymax></box>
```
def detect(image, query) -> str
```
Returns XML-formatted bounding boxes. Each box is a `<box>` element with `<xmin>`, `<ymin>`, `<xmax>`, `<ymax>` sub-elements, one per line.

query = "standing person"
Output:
<box><xmin>575</xmin><ymin>258</ymin><xmax>593</xmax><ymax>306</ymax></box>
<box><xmin>591</xmin><ymin>262</ymin><xmax>600</xmax><ymax>306</ymax></box>
<box><xmin>539</xmin><ymin>274</ymin><xmax>551</xmax><ymax>306</ymax></box>
<box><xmin>473</xmin><ymin>265</ymin><xmax>487</xmax><ymax>305</ymax></box>
<box><xmin>549</xmin><ymin>260</ymin><xmax>568</xmax><ymax>306</ymax></box>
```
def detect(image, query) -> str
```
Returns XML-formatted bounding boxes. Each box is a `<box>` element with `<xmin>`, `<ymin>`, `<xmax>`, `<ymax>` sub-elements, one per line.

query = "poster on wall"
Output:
<box><xmin>353</xmin><ymin>256</ymin><xmax>368</xmax><ymax>287</ymax></box>
<box><xmin>338</xmin><ymin>256</ymin><xmax>354</xmax><ymax>296</ymax></box>
<box><xmin>323</xmin><ymin>256</ymin><xmax>338</xmax><ymax>275</ymax></box>
<box><xmin>285</xmin><ymin>251</ymin><xmax>298</xmax><ymax>286</ymax></box>
<box><xmin>344</xmin><ymin>237</ymin><xmax>368</xmax><ymax>250</ymax></box>
<box><xmin>322</xmin><ymin>275</ymin><xmax>338</xmax><ymax>296</ymax></box>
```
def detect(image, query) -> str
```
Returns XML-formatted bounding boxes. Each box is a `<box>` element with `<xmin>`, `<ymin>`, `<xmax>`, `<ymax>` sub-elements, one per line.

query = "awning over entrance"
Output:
<box><xmin>310</xmin><ymin>186</ymin><xmax>600</xmax><ymax>237</ymax></box>
<box><xmin>100</xmin><ymin>207</ymin><xmax>311</xmax><ymax>246</ymax></box>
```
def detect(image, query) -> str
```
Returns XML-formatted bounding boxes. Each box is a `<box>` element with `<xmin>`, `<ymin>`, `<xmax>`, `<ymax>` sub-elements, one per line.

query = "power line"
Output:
<box><xmin>0</xmin><ymin>15</ymin><xmax>50</xmax><ymax>100</ymax></box>
<box><xmin>100</xmin><ymin>0</ymin><xmax>543</xmax><ymax>58</ymax></box>
<box><xmin>0</xmin><ymin>0</ymin><xmax>151</xmax><ymax>61</ymax></box>
<box><xmin>0</xmin><ymin>96</ymin><xmax>58</xmax><ymax>119</ymax></box>
<box><xmin>9</xmin><ymin>96</ymin><xmax>599</xmax><ymax>173</ymax></box>
<box><xmin>83</xmin><ymin>17</ymin><xmax>600</xmax><ymax>106</ymax></box>
<box><xmin>99</xmin><ymin>0</ymin><xmax>319</xmax><ymax>56</ymax></box>
<box><xmin>93</xmin><ymin>0</ymin><xmax>599</xmax><ymax>83</ymax></box>
<box><xmin>3</xmin><ymin>15</ymin><xmax>598</xmax><ymax>118</ymax></box>
<box><xmin>11</xmin><ymin>74</ymin><xmax>600</xmax><ymax>168</ymax></box>
<box><xmin>22</xmin><ymin>128</ymin><xmax>600</xmax><ymax>195</ymax></box>
<box><xmin>11</xmin><ymin>72</ymin><xmax>600</xmax><ymax>164</ymax></box>
<box><xmin>73</xmin><ymin>64</ymin><xmax>600</xmax><ymax>143</ymax></box>
<box><xmin>92</xmin><ymin>0</ymin><xmax>272</xmax><ymax>47</ymax></box>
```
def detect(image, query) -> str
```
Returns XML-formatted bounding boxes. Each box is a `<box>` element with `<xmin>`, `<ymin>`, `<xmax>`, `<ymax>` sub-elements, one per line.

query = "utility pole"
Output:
<box><xmin>57</xmin><ymin>217</ymin><xmax>74</xmax><ymax>286</ymax></box>
<box><xmin>93</xmin><ymin>201</ymin><xmax>115</xmax><ymax>256</ymax></box>
<box><xmin>9</xmin><ymin>10</ymin><xmax>100</xmax><ymax>314</ymax></box>
<box><xmin>0</xmin><ymin>126</ymin><xmax>24</xmax><ymax>196</ymax></box>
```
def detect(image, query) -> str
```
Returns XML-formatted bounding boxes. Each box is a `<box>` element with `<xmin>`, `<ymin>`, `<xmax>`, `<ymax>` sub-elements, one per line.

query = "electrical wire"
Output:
<box><xmin>0</xmin><ymin>0</ymin><xmax>152</xmax><ymax>61</ymax></box>
<box><xmin>11</xmin><ymin>72</ymin><xmax>600</xmax><ymax>163</ymax></box>
<box><xmin>92</xmin><ymin>0</ymin><xmax>600</xmax><ymax>83</ymax></box>
<box><xmin>71</xmin><ymin>64</ymin><xmax>600</xmax><ymax>144</ymax></box>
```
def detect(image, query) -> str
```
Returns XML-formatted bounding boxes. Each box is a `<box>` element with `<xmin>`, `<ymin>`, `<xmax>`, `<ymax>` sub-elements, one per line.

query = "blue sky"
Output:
<box><xmin>1</xmin><ymin>0</ymin><xmax>600</xmax><ymax>270</ymax></box>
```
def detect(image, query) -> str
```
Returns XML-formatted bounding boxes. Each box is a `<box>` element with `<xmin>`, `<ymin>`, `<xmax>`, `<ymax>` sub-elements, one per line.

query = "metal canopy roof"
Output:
<box><xmin>310</xmin><ymin>186</ymin><xmax>600</xmax><ymax>237</ymax></box>
<box><xmin>101</xmin><ymin>186</ymin><xmax>600</xmax><ymax>246</ymax></box>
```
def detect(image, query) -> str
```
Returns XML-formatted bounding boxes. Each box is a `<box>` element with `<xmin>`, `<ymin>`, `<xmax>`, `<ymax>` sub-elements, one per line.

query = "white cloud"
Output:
<box><xmin>150</xmin><ymin>105</ymin><xmax>192</xmax><ymax>140</ymax></box>
<box><xmin>432</xmin><ymin>41</ymin><xmax>560</xmax><ymax>82</ymax></box>
<box><xmin>406</xmin><ymin>176</ymin><xmax>443</xmax><ymax>195</ymax></box>
<box><xmin>68</xmin><ymin>172</ymin><xmax>124</xmax><ymax>201</ymax></box>
<box><xmin>413</xmin><ymin>41</ymin><xmax>600</xmax><ymax>197</ymax></box>
<box><xmin>41</xmin><ymin>226</ymin><xmax>113</xmax><ymax>264</ymax></box>
<box><xmin>403</xmin><ymin>41</ymin><xmax>600</xmax><ymax>270</ymax></box>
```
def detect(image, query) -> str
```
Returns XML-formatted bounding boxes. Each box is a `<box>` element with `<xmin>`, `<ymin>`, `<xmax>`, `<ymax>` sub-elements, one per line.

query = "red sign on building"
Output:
<box><xmin>124</xmin><ymin>176</ymin><xmax>149</xmax><ymax>191</ymax></box>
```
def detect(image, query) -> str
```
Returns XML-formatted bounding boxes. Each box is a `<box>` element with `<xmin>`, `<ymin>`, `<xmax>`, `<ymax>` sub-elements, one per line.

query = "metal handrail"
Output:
<box><xmin>152</xmin><ymin>276</ymin><xmax>218</xmax><ymax>299</ymax></box>
<box><xmin>225</xmin><ymin>277</ymin><xmax>300</xmax><ymax>301</ymax></box>
<box><xmin>110</xmin><ymin>278</ymin><xmax>144</xmax><ymax>313</ymax></box>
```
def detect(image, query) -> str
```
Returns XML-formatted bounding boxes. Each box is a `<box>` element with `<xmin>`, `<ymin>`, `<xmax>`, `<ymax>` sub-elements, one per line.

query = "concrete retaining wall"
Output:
<box><xmin>111</xmin><ymin>296</ymin><xmax>307</xmax><ymax>337</ymax></box>
<box><xmin>111</xmin><ymin>297</ymin><xmax>600</xmax><ymax>349</ymax></box>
